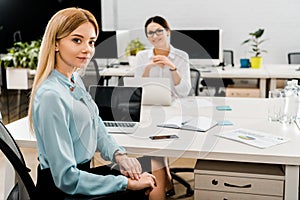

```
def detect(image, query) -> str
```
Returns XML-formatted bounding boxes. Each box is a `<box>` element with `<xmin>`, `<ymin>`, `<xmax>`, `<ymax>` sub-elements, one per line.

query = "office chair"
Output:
<box><xmin>81</xmin><ymin>58</ymin><xmax>101</xmax><ymax>90</ymax></box>
<box><xmin>223</xmin><ymin>50</ymin><xmax>235</xmax><ymax>67</ymax></box>
<box><xmin>200</xmin><ymin>49</ymin><xmax>235</xmax><ymax>96</ymax></box>
<box><xmin>0</xmin><ymin>120</ymin><xmax>36</xmax><ymax>199</ymax></box>
<box><xmin>287</xmin><ymin>52</ymin><xmax>300</xmax><ymax>84</ymax></box>
<box><xmin>189</xmin><ymin>68</ymin><xmax>201</xmax><ymax>96</ymax></box>
<box><xmin>288</xmin><ymin>52</ymin><xmax>300</xmax><ymax>64</ymax></box>
<box><xmin>0</xmin><ymin>121</ymin><xmax>148</xmax><ymax>200</ymax></box>
<box><xmin>222</xmin><ymin>49</ymin><xmax>235</xmax><ymax>90</ymax></box>
<box><xmin>81</xmin><ymin>58</ymin><xmax>112</xmax><ymax>90</ymax></box>
<box><xmin>169</xmin><ymin>166</ymin><xmax>194</xmax><ymax>197</ymax></box>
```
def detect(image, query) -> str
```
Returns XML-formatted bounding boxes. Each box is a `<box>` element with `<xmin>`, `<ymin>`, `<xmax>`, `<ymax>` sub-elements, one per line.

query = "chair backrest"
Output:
<box><xmin>288</xmin><ymin>52</ymin><xmax>300</xmax><ymax>64</ymax></box>
<box><xmin>0</xmin><ymin>121</ymin><xmax>36</xmax><ymax>199</ymax></box>
<box><xmin>189</xmin><ymin>68</ymin><xmax>201</xmax><ymax>96</ymax></box>
<box><xmin>81</xmin><ymin>58</ymin><xmax>101</xmax><ymax>90</ymax></box>
<box><xmin>223</xmin><ymin>49</ymin><xmax>234</xmax><ymax>67</ymax></box>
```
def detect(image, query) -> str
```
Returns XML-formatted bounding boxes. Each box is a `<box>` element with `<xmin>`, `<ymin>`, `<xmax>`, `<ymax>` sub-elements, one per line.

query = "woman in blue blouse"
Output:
<box><xmin>28</xmin><ymin>8</ymin><xmax>165</xmax><ymax>199</ymax></box>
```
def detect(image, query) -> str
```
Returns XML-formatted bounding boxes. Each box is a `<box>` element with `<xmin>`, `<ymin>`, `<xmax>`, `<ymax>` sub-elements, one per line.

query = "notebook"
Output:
<box><xmin>89</xmin><ymin>85</ymin><xmax>142</xmax><ymax>134</ymax></box>
<box><xmin>157</xmin><ymin>116</ymin><xmax>218</xmax><ymax>132</ymax></box>
<box><xmin>123</xmin><ymin>77</ymin><xmax>172</xmax><ymax>106</ymax></box>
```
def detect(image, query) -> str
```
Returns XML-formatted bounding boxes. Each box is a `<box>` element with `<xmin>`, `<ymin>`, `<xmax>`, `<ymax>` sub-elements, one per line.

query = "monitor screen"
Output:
<box><xmin>0</xmin><ymin>0</ymin><xmax>102</xmax><ymax>53</ymax></box>
<box><xmin>94</xmin><ymin>31</ymin><xmax>118</xmax><ymax>59</ymax></box>
<box><xmin>170</xmin><ymin>29</ymin><xmax>223</xmax><ymax>66</ymax></box>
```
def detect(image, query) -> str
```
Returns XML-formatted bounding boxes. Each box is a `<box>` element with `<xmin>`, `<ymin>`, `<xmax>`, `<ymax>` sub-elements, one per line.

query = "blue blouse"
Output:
<box><xmin>32</xmin><ymin>69</ymin><xmax>128</xmax><ymax>195</ymax></box>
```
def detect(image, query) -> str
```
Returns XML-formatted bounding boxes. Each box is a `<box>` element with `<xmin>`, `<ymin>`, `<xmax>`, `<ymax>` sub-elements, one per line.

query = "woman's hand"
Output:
<box><xmin>152</xmin><ymin>55</ymin><xmax>176</xmax><ymax>70</ymax></box>
<box><xmin>115</xmin><ymin>155</ymin><xmax>142</xmax><ymax>180</ymax></box>
<box><xmin>127</xmin><ymin>172</ymin><xmax>157</xmax><ymax>195</ymax></box>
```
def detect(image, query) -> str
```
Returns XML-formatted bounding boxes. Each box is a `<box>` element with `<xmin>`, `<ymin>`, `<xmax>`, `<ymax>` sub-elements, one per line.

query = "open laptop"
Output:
<box><xmin>89</xmin><ymin>85</ymin><xmax>142</xmax><ymax>134</ymax></box>
<box><xmin>123</xmin><ymin>77</ymin><xmax>173</xmax><ymax>106</ymax></box>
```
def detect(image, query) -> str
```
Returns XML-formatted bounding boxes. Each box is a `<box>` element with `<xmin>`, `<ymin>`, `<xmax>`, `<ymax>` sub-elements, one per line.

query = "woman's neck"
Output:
<box><xmin>55</xmin><ymin>65</ymin><xmax>75</xmax><ymax>80</ymax></box>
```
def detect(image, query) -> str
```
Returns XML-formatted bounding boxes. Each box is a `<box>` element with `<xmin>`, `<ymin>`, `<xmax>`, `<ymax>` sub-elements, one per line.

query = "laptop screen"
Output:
<box><xmin>89</xmin><ymin>86</ymin><xmax>142</xmax><ymax>122</ymax></box>
<box><xmin>123</xmin><ymin>77</ymin><xmax>172</xmax><ymax>106</ymax></box>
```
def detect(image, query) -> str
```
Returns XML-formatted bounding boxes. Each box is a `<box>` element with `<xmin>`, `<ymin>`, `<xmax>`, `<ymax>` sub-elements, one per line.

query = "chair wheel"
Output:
<box><xmin>185</xmin><ymin>188</ymin><xmax>194</xmax><ymax>197</ymax></box>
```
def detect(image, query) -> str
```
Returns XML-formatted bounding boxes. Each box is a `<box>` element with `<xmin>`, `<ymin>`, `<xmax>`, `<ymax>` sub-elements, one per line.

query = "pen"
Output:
<box><xmin>294</xmin><ymin>120</ymin><xmax>300</xmax><ymax>131</ymax></box>
<box><xmin>181</xmin><ymin>120</ymin><xmax>190</xmax><ymax>126</ymax></box>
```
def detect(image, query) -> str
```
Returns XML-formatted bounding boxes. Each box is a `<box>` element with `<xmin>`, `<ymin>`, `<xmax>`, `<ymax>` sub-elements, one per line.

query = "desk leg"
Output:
<box><xmin>285</xmin><ymin>165</ymin><xmax>299</xmax><ymax>200</ymax></box>
<box><xmin>259</xmin><ymin>78</ymin><xmax>267</xmax><ymax>98</ymax></box>
<box><xmin>270</xmin><ymin>78</ymin><xmax>277</xmax><ymax>91</ymax></box>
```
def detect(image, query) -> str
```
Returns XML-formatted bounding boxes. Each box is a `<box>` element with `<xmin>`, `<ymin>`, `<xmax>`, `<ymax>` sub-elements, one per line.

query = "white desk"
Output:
<box><xmin>98</xmin><ymin>65</ymin><xmax>269</xmax><ymax>97</ymax></box>
<box><xmin>265</xmin><ymin>64</ymin><xmax>300</xmax><ymax>91</ymax></box>
<box><xmin>200</xmin><ymin>67</ymin><xmax>268</xmax><ymax>98</ymax></box>
<box><xmin>98</xmin><ymin>64</ymin><xmax>300</xmax><ymax>98</ymax></box>
<box><xmin>4</xmin><ymin>97</ymin><xmax>300</xmax><ymax>199</ymax></box>
<box><xmin>99</xmin><ymin>66</ymin><xmax>134</xmax><ymax>77</ymax></box>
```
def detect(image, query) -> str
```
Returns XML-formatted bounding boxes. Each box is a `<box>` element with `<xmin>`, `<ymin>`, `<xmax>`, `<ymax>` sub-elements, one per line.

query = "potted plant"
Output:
<box><xmin>0</xmin><ymin>39</ymin><xmax>41</xmax><ymax>89</ymax></box>
<box><xmin>242</xmin><ymin>28</ymin><xmax>268</xmax><ymax>69</ymax></box>
<box><xmin>125</xmin><ymin>38</ymin><xmax>145</xmax><ymax>56</ymax></box>
<box><xmin>125</xmin><ymin>38</ymin><xmax>145</xmax><ymax>67</ymax></box>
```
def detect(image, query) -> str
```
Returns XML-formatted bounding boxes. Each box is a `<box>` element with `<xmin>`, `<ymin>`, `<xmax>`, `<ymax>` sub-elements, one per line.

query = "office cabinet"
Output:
<box><xmin>225</xmin><ymin>79</ymin><xmax>260</xmax><ymax>98</ymax></box>
<box><xmin>226</xmin><ymin>87</ymin><xmax>260</xmax><ymax>97</ymax></box>
<box><xmin>194</xmin><ymin>160</ymin><xmax>284</xmax><ymax>200</ymax></box>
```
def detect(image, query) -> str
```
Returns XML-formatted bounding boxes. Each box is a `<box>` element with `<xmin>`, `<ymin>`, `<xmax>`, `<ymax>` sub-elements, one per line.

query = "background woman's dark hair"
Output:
<box><xmin>144</xmin><ymin>16</ymin><xmax>170</xmax><ymax>36</ymax></box>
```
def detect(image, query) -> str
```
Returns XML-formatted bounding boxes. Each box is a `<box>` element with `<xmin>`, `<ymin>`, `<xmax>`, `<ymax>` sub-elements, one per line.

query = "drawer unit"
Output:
<box><xmin>226</xmin><ymin>87</ymin><xmax>260</xmax><ymax>97</ymax></box>
<box><xmin>194</xmin><ymin>190</ymin><xmax>283</xmax><ymax>200</ymax></box>
<box><xmin>194</xmin><ymin>160</ymin><xmax>284</xmax><ymax>200</ymax></box>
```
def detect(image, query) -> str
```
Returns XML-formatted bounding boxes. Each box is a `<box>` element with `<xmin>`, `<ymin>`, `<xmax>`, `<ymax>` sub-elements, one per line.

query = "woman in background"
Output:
<box><xmin>28</xmin><ymin>7</ymin><xmax>167</xmax><ymax>200</ymax></box>
<box><xmin>135</xmin><ymin>15</ymin><xmax>191</xmax><ymax>98</ymax></box>
<box><xmin>135</xmin><ymin>16</ymin><xmax>192</xmax><ymax>197</ymax></box>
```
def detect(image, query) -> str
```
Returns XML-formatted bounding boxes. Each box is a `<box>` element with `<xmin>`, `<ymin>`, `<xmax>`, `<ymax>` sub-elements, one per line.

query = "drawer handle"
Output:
<box><xmin>211</xmin><ymin>179</ymin><xmax>218</xmax><ymax>185</ymax></box>
<box><xmin>224</xmin><ymin>182</ymin><xmax>252</xmax><ymax>188</ymax></box>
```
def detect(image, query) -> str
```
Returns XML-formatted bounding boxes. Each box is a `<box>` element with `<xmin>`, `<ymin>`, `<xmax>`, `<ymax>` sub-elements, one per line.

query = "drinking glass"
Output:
<box><xmin>268</xmin><ymin>89</ymin><xmax>284</xmax><ymax>122</ymax></box>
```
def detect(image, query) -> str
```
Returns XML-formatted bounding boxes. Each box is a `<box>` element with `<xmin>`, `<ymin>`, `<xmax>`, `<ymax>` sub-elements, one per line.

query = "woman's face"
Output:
<box><xmin>55</xmin><ymin>22</ymin><xmax>97</xmax><ymax>71</ymax></box>
<box><xmin>146</xmin><ymin>22</ymin><xmax>170</xmax><ymax>49</ymax></box>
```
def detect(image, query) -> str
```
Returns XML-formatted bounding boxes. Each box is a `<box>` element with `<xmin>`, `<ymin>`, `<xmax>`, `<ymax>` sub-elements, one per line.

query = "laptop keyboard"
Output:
<box><xmin>104</xmin><ymin>122</ymin><xmax>136</xmax><ymax>128</ymax></box>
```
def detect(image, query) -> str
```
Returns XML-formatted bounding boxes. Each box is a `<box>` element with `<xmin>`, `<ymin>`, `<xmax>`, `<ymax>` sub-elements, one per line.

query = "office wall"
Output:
<box><xmin>102</xmin><ymin>0</ymin><xmax>300</xmax><ymax>65</ymax></box>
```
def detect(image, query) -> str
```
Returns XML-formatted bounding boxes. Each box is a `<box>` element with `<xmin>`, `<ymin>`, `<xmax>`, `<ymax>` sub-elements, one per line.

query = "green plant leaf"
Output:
<box><xmin>0</xmin><ymin>38</ymin><xmax>41</xmax><ymax>69</ymax></box>
<box><xmin>125</xmin><ymin>38</ymin><xmax>145</xmax><ymax>56</ymax></box>
<box><xmin>242</xmin><ymin>28</ymin><xmax>268</xmax><ymax>57</ymax></box>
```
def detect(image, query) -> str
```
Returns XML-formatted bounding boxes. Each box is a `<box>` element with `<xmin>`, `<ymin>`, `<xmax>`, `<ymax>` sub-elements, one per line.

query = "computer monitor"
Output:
<box><xmin>94</xmin><ymin>31</ymin><xmax>118</xmax><ymax>59</ymax></box>
<box><xmin>170</xmin><ymin>29</ymin><xmax>223</xmax><ymax>66</ymax></box>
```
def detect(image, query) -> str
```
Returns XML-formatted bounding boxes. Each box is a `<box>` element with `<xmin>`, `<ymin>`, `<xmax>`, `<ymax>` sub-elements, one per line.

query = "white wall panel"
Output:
<box><xmin>102</xmin><ymin>0</ymin><xmax>300</xmax><ymax>64</ymax></box>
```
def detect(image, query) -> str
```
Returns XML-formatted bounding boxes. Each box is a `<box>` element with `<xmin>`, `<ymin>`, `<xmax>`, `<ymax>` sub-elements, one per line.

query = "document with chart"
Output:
<box><xmin>157</xmin><ymin>116</ymin><xmax>217</xmax><ymax>132</ymax></box>
<box><xmin>216</xmin><ymin>128</ymin><xmax>290</xmax><ymax>148</ymax></box>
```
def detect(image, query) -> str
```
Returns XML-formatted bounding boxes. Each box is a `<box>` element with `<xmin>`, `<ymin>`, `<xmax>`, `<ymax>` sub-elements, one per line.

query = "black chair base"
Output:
<box><xmin>170</xmin><ymin>167</ymin><xmax>194</xmax><ymax>197</ymax></box>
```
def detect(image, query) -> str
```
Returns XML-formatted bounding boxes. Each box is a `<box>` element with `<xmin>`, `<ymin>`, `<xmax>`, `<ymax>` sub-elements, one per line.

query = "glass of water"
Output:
<box><xmin>268</xmin><ymin>89</ymin><xmax>284</xmax><ymax>122</ymax></box>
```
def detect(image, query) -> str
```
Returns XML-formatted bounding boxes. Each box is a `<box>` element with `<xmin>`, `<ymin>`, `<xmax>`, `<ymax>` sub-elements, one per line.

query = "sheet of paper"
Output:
<box><xmin>216</xmin><ymin>128</ymin><xmax>290</xmax><ymax>148</ymax></box>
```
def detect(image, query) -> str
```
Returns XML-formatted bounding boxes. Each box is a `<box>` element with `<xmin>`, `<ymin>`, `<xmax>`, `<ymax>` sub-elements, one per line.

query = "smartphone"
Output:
<box><xmin>149</xmin><ymin>135</ymin><xmax>179</xmax><ymax>140</ymax></box>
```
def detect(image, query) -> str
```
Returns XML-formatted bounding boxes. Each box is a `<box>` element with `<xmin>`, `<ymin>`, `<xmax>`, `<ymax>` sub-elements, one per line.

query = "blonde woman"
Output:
<box><xmin>28</xmin><ymin>8</ymin><xmax>167</xmax><ymax>199</ymax></box>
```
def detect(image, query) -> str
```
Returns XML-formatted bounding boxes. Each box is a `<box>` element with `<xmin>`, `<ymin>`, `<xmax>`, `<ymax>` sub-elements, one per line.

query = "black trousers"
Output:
<box><xmin>35</xmin><ymin>156</ymin><xmax>151</xmax><ymax>200</ymax></box>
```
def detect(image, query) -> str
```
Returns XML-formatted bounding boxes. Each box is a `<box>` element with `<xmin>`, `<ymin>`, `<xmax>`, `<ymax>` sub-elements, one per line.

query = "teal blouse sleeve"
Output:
<box><xmin>33</xmin><ymin>72</ymin><xmax>128</xmax><ymax>196</ymax></box>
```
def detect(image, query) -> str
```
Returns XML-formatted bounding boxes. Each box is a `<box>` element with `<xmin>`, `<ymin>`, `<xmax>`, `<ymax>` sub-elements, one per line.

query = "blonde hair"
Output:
<box><xmin>28</xmin><ymin>7</ymin><xmax>99</xmax><ymax>132</ymax></box>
